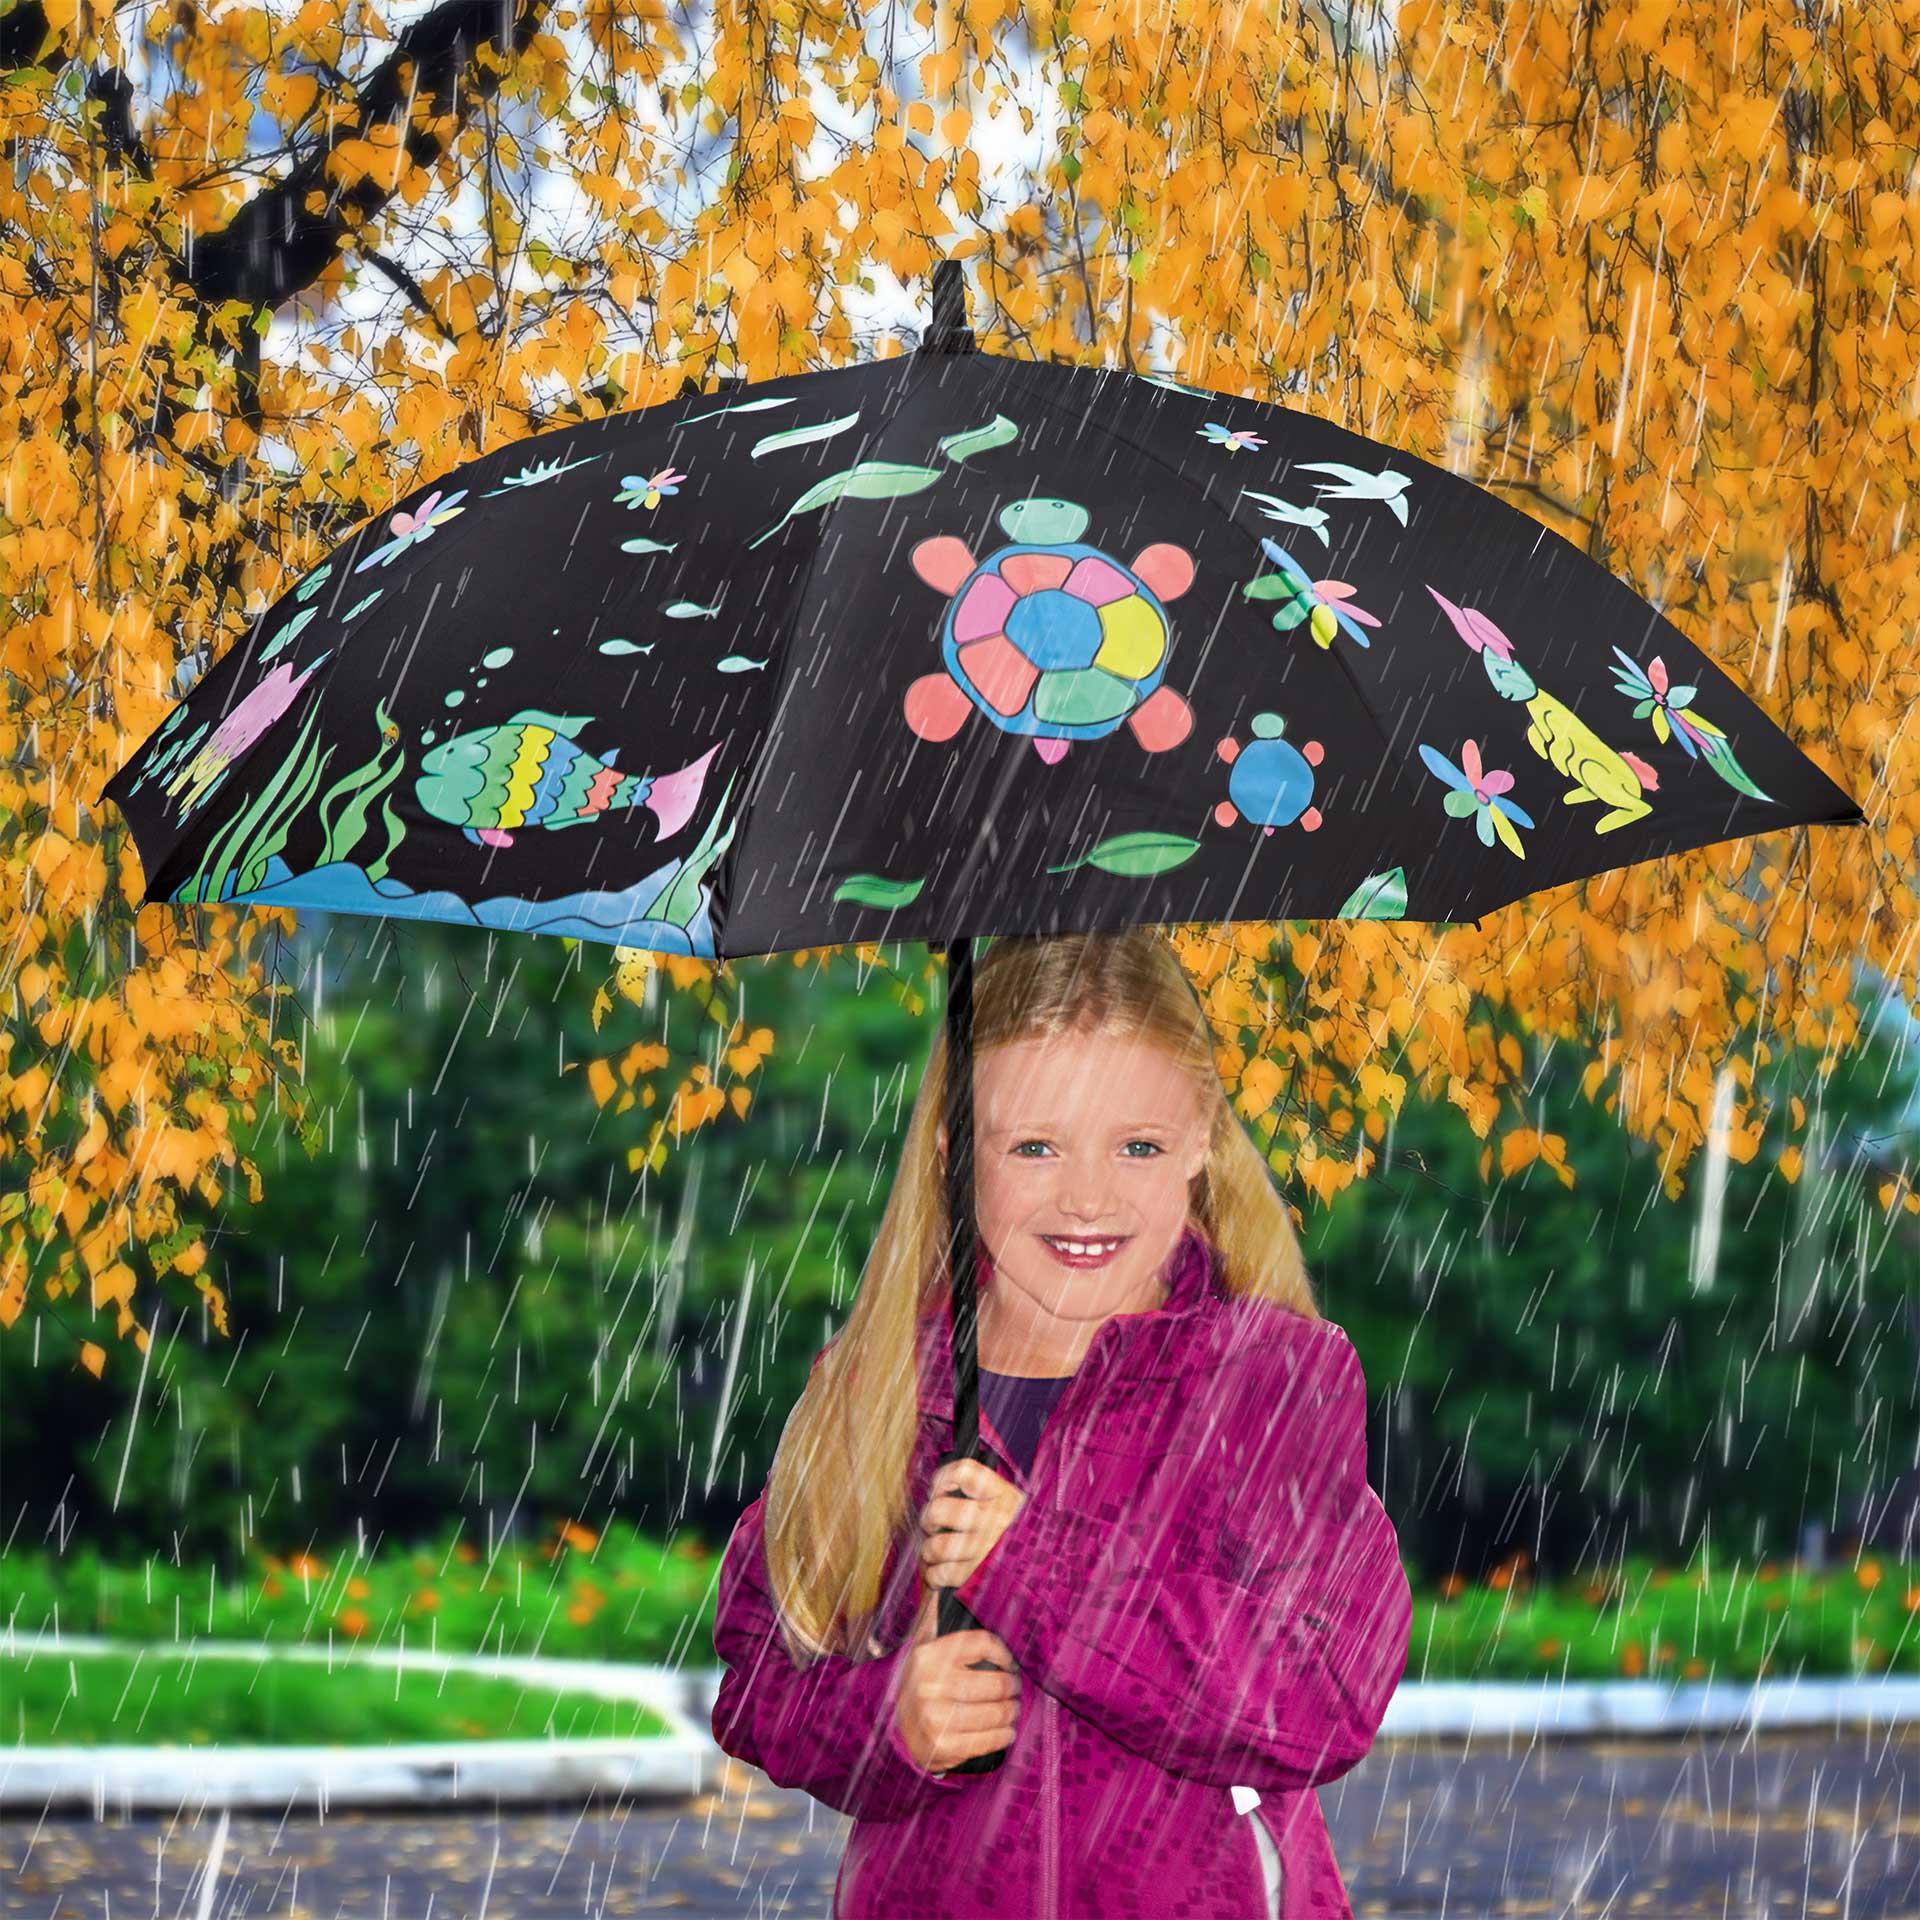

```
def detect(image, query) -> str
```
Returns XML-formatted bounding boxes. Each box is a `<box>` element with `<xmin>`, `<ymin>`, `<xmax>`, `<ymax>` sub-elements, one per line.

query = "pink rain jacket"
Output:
<box><xmin>711</xmin><ymin>1226</ymin><xmax>1412</xmax><ymax>1918</ymax></box>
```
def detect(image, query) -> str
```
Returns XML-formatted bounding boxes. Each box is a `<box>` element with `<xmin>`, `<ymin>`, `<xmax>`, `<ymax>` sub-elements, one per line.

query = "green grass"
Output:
<box><xmin>1</xmin><ymin>1650</ymin><xmax>677</xmax><ymax>1748</ymax></box>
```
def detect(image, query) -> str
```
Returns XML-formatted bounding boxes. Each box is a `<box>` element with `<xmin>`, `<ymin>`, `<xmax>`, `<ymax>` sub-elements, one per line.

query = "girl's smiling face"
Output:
<box><xmin>939</xmin><ymin>1026</ymin><xmax>1212</xmax><ymax>1366</ymax></box>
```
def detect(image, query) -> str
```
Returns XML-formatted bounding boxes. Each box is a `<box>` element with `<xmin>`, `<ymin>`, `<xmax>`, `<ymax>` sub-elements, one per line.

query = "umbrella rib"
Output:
<box><xmin>714</xmin><ymin>356</ymin><xmax>931</xmax><ymax>956</ymax></box>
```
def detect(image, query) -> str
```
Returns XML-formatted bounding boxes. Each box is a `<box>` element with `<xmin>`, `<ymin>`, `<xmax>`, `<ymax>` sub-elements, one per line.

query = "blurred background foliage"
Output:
<box><xmin>5</xmin><ymin>919</ymin><xmax>1913</xmax><ymax>1588</ymax></box>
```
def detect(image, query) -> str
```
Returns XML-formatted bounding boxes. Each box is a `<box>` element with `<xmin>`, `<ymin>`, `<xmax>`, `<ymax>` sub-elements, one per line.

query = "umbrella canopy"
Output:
<box><xmin>97</xmin><ymin>261</ymin><xmax>1867</xmax><ymax>1766</ymax></box>
<box><xmin>98</xmin><ymin>266</ymin><xmax>1862</xmax><ymax>959</ymax></box>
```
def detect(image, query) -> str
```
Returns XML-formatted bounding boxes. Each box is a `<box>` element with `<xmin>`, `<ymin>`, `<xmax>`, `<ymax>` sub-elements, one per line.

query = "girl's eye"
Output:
<box><xmin>1011</xmin><ymin>1140</ymin><xmax>1164</xmax><ymax>1158</ymax></box>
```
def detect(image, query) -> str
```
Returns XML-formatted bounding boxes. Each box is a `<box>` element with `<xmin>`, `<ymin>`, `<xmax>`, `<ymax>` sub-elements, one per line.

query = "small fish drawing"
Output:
<box><xmin>415</xmin><ymin>709</ymin><xmax>720</xmax><ymax>849</ymax></box>
<box><xmin>664</xmin><ymin>599</ymin><xmax>724</xmax><ymax>619</ymax></box>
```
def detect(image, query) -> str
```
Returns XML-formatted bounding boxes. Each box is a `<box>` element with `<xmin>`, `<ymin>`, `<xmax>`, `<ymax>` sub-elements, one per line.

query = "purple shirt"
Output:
<box><xmin>980</xmin><ymin>1367</ymin><xmax>1075</xmax><ymax>1478</ymax></box>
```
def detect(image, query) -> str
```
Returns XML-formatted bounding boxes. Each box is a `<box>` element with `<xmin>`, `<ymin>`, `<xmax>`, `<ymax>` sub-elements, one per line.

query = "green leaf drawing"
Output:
<box><xmin>293</xmin><ymin>562</ymin><xmax>333</xmax><ymax>603</ymax></box>
<box><xmin>1046</xmin><ymin>831</ymin><xmax>1201</xmax><ymax>877</ymax></box>
<box><xmin>259</xmin><ymin>606</ymin><xmax>318</xmax><ymax>662</ymax></box>
<box><xmin>1240</xmin><ymin>574</ymin><xmax>1296</xmax><ymax>601</ymax></box>
<box><xmin>747</xmin><ymin>462</ymin><xmax>945</xmax><ymax>550</ymax></box>
<box><xmin>681</xmin><ymin>396</ymin><xmax>795</xmax><ymax>425</ymax></box>
<box><xmin>935</xmin><ymin>414</ymin><xmax>1019</xmax><ymax>464</ymax></box>
<box><xmin>751</xmin><ymin>411</ymin><xmax>861</xmax><ymax>458</ymax></box>
<box><xmin>834</xmin><ymin>872</ymin><xmax>926</xmax><ymax>909</ymax></box>
<box><xmin>1338</xmin><ymin>867</ymin><xmax>1408</xmax><ymax>919</ymax></box>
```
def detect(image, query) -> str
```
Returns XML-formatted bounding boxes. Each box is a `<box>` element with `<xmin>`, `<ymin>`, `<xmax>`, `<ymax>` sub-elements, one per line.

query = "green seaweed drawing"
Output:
<box><xmin>314</xmin><ymin>698</ymin><xmax>407</xmax><ymax>866</ymax></box>
<box><xmin>176</xmin><ymin>701</ymin><xmax>333</xmax><ymax>904</ymax></box>
<box><xmin>174</xmin><ymin>701</ymin><xmax>410</xmax><ymax>905</ymax></box>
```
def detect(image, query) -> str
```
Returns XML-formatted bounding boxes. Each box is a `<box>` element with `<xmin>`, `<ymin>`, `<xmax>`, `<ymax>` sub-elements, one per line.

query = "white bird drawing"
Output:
<box><xmin>1292</xmin><ymin>461</ymin><xmax>1414</xmax><ymax>528</ymax></box>
<box><xmin>1238</xmin><ymin>489</ymin><xmax>1334</xmax><ymax>548</ymax></box>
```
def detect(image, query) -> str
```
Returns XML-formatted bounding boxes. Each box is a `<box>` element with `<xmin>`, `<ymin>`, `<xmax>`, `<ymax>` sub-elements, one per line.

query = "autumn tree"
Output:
<box><xmin>2</xmin><ymin>0</ymin><xmax>1913</xmax><ymax>1364</ymax></box>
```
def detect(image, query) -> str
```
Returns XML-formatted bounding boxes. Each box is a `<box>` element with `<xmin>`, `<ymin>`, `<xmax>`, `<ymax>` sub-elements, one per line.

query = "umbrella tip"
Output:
<box><xmin>922</xmin><ymin>259</ymin><xmax>975</xmax><ymax>354</ymax></box>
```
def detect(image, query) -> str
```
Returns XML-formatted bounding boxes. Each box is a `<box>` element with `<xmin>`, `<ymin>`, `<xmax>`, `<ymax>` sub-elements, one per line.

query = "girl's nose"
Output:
<box><xmin>1058</xmin><ymin>1188</ymin><xmax>1116</xmax><ymax>1221</ymax></box>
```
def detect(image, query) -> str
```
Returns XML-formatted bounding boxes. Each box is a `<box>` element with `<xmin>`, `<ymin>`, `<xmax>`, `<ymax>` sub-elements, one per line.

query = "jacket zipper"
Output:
<box><xmin>970</xmin><ymin>1322</ymin><xmax>1127</xmax><ymax>1920</ymax></box>
<box><xmin>1044</xmin><ymin>1649</ymin><xmax>1060</xmax><ymax>1917</ymax></box>
<box><xmin>973</xmin><ymin>1402</ymin><xmax>1057</xmax><ymax>1915</ymax></box>
<box><xmin>969</xmin><ymin>1388</ymin><xmax>1058</xmax><ymax>1915</ymax></box>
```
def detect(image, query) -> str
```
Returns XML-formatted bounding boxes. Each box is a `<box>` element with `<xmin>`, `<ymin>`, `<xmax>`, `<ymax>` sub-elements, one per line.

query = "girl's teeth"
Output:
<box><xmin>1047</xmin><ymin>1237</ymin><xmax>1123</xmax><ymax>1254</ymax></box>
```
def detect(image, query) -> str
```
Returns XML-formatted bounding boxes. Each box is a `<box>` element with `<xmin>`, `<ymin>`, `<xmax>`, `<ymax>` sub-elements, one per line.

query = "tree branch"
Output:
<box><xmin>4</xmin><ymin>0</ymin><xmax>556</xmax><ymax>311</ymax></box>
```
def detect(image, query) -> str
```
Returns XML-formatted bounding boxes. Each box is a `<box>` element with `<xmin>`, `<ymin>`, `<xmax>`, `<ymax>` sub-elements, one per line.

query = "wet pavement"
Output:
<box><xmin>3</xmin><ymin>1730</ymin><xmax>1916</xmax><ymax>1916</ymax></box>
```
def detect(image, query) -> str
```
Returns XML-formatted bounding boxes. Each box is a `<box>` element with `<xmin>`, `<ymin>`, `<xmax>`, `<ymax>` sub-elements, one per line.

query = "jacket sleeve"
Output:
<box><xmin>710</xmin><ymin>1489</ymin><xmax>973</xmax><ymax>1822</ymax></box>
<box><xmin>955</xmin><ymin>1325</ymin><xmax>1410</xmax><ymax>1793</ymax></box>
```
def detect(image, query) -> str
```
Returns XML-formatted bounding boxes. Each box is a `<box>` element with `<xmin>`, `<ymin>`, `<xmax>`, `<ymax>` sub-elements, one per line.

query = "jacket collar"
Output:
<box><xmin>913</xmin><ymin>1224</ymin><xmax>1221</xmax><ymax>1420</ymax></box>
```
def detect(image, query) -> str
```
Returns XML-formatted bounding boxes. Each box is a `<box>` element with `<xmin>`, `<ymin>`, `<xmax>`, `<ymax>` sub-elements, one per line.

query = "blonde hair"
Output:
<box><xmin>760</xmin><ymin>929</ymin><xmax>1320</xmax><ymax>1660</ymax></box>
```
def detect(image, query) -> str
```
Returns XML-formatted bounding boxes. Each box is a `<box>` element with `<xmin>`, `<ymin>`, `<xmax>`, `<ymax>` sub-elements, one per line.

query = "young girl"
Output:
<box><xmin>711</xmin><ymin>931</ymin><xmax>1411</xmax><ymax>1918</ymax></box>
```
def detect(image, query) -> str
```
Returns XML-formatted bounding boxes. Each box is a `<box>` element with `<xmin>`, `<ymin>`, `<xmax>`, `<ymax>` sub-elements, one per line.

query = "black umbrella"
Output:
<box><xmin>98</xmin><ymin>256</ymin><xmax>1866</xmax><ymax>1770</ymax></box>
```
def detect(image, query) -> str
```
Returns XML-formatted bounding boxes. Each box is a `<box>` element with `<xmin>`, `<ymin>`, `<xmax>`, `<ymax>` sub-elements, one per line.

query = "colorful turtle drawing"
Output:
<box><xmin>1214</xmin><ymin>712</ymin><xmax>1324</xmax><ymax>834</ymax></box>
<box><xmin>905</xmin><ymin>498</ymin><xmax>1196</xmax><ymax>764</ymax></box>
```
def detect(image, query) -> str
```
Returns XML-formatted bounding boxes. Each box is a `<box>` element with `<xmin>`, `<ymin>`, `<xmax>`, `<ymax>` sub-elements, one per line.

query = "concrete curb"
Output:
<box><xmin>1375</xmin><ymin>1676</ymin><xmax>1920</xmax><ymax>1738</ymax></box>
<box><xmin>0</xmin><ymin>1738</ymin><xmax>709</xmax><ymax>1815</ymax></box>
<box><xmin>0</xmin><ymin>1634</ymin><xmax>714</xmax><ymax>1812</ymax></box>
<box><xmin>2</xmin><ymin>1636</ymin><xmax>1913</xmax><ymax>1812</ymax></box>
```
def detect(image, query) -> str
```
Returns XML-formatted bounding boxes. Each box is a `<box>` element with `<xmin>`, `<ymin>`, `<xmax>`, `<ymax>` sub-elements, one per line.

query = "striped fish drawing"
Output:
<box><xmin>415</xmin><ymin>709</ymin><xmax>719</xmax><ymax>848</ymax></box>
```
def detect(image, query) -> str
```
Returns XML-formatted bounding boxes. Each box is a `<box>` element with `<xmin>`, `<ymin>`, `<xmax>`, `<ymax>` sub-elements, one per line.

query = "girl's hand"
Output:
<box><xmin>894</xmin><ymin>1611</ymin><xmax>1020</xmax><ymax>1772</ymax></box>
<box><xmin>919</xmin><ymin>1458</ymin><xmax>1027</xmax><ymax>1592</ymax></box>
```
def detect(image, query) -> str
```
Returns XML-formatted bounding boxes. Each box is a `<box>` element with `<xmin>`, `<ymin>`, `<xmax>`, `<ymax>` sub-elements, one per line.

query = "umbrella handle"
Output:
<box><xmin>928</xmin><ymin>934</ymin><xmax>1008</xmax><ymax>1774</ymax></box>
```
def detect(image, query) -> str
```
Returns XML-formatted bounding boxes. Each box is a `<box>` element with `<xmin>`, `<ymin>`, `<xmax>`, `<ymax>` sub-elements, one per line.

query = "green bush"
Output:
<box><xmin>1</xmin><ymin>1519</ymin><xmax>718</xmax><ymax>1665</ymax></box>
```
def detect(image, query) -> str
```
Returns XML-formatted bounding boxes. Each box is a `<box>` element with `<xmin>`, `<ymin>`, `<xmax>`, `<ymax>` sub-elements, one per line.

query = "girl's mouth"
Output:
<box><xmin>1037</xmin><ymin>1233</ymin><xmax>1131</xmax><ymax>1269</ymax></box>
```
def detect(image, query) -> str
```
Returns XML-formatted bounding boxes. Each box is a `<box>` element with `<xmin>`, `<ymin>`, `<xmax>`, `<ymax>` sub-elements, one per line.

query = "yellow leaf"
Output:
<box><xmin>79</xmin><ymin>1342</ymin><xmax>106</xmax><ymax>1378</ymax></box>
<box><xmin>1239</xmin><ymin>1055</ymin><xmax>1288</xmax><ymax>1118</ymax></box>
<box><xmin>1779</xmin><ymin>1146</ymin><xmax>1803</xmax><ymax>1183</ymax></box>
<box><xmin>196</xmin><ymin>1275</ymin><xmax>230</xmax><ymax>1336</ymax></box>
<box><xmin>587</xmin><ymin>1058</ymin><xmax>616</xmax><ymax>1107</ymax></box>
<box><xmin>1499</xmin><ymin>1128</ymin><xmax>1542</xmax><ymax>1178</ymax></box>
